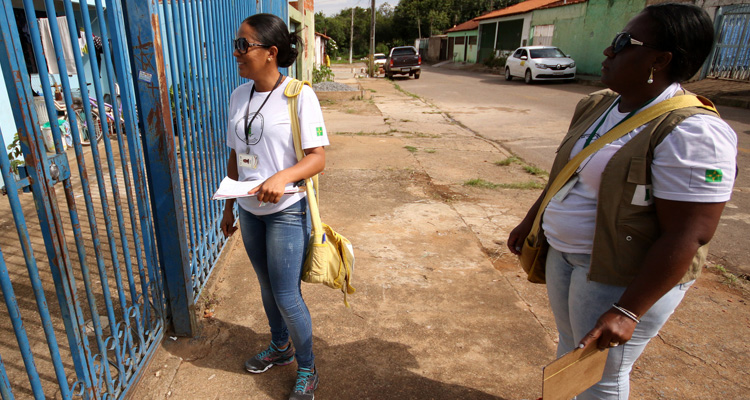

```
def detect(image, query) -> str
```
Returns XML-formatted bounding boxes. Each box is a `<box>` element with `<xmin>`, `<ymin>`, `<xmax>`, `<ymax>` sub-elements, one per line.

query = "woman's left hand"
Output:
<box><xmin>578</xmin><ymin>309</ymin><xmax>638</xmax><ymax>350</ymax></box>
<box><xmin>248</xmin><ymin>173</ymin><xmax>288</xmax><ymax>204</ymax></box>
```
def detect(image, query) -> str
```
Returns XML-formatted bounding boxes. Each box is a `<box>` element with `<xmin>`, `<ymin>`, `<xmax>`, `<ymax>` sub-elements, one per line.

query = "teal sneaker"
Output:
<box><xmin>244</xmin><ymin>342</ymin><xmax>295</xmax><ymax>374</ymax></box>
<box><xmin>288</xmin><ymin>366</ymin><xmax>318</xmax><ymax>400</ymax></box>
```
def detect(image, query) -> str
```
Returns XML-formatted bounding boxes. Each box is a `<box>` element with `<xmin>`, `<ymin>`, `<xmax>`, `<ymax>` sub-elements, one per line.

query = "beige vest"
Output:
<box><xmin>547</xmin><ymin>89</ymin><xmax>718</xmax><ymax>286</ymax></box>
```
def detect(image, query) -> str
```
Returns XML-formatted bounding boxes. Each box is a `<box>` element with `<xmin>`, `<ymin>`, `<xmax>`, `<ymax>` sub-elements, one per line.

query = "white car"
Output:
<box><xmin>373</xmin><ymin>53</ymin><xmax>386</xmax><ymax>67</ymax></box>
<box><xmin>505</xmin><ymin>46</ymin><xmax>576</xmax><ymax>84</ymax></box>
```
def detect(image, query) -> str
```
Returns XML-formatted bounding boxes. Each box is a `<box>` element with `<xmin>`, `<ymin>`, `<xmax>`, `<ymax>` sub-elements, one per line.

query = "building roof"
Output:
<box><xmin>475</xmin><ymin>0</ymin><xmax>561</xmax><ymax>21</ymax></box>
<box><xmin>537</xmin><ymin>0</ymin><xmax>587</xmax><ymax>10</ymax></box>
<box><xmin>444</xmin><ymin>19</ymin><xmax>480</xmax><ymax>33</ymax></box>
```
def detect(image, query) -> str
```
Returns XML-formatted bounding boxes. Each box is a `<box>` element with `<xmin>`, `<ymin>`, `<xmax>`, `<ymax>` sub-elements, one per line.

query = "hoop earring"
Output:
<box><xmin>647</xmin><ymin>67</ymin><xmax>654</xmax><ymax>84</ymax></box>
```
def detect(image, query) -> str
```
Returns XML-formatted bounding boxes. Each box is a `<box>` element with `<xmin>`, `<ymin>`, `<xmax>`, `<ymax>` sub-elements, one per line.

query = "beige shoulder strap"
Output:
<box><xmin>528</xmin><ymin>95</ymin><xmax>716</xmax><ymax>246</ymax></box>
<box><xmin>286</xmin><ymin>78</ymin><xmax>321</xmax><ymax>219</ymax></box>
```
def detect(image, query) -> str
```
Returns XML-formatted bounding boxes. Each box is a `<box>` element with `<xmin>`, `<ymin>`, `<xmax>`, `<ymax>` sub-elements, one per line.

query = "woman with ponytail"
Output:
<box><xmin>220</xmin><ymin>13</ymin><xmax>327</xmax><ymax>400</ymax></box>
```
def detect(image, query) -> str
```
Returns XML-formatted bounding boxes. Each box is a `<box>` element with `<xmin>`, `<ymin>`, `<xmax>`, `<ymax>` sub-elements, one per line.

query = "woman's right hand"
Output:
<box><xmin>221</xmin><ymin>206</ymin><xmax>238</xmax><ymax>237</ymax></box>
<box><xmin>507</xmin><ymin>219</ymin><xmax>533</xmax><ymax>256</ymax></box>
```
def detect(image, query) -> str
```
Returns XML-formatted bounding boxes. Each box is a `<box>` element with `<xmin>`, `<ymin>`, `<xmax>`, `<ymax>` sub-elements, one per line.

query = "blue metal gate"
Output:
<box><xmin>707</xmin><ymin>4</ymin><xmax>750</xmax><ymax>81</ymax></box>
<box><xmin>0</xmin><ymin>0</ymin><xmax>287</xmax><ymax>398</ymax></box>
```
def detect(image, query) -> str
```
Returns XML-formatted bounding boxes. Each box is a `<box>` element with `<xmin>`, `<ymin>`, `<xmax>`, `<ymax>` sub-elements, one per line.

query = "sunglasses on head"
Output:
<box><xmin>234</xmin><ymin>37</ymin><xmax>269</xmax><ymax>54</ymax></box>
<box><xmin>611</xmin><ymin>32</ymin><xmax>660</xmax><ymax>54</ymax></box>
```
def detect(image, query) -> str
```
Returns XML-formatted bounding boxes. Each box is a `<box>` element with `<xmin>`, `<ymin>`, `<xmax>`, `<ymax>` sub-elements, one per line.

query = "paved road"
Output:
<box><xmin>394</xmin><ymin>65</ymin><xmax>750</xmax><ymax>276</ymax></box>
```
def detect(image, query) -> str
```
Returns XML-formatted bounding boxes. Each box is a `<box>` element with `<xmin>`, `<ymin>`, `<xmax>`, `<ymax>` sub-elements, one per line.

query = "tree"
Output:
<box><xmin>315</xmin><ymin>0</ymin><xmax>523</xmax><ymax>59</ymax></box>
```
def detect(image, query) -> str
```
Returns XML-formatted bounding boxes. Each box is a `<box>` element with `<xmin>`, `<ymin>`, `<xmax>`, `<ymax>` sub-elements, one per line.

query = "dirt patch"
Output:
<box><xmin>319</xmin><ymin>98</ymin><xmax>381</xmax><ymax>116</ymax></box>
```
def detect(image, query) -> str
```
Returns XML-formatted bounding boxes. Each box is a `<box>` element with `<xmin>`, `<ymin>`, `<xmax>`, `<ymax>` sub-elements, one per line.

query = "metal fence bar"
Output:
<box><xmin>93</xmin><ymin>0</ymin><xmax>153</xmax><ymax>338</ymax></box>
<box><xmin>0</xmin><ymin>248</ymin><xmax>43</xmax><ymax>398</ymax></box>
<box><xmin>76</xmin><ymin>0</ymin><xmax>141</xmax><ymax>348</ymax></box>
<box><xmin>172</xmin><ymin>0</ymin><xmax>203</xmax><ymax>297</ymax></box>
<box><xmin>104</xmin><ymin>0</ymin><xmax>166</xmax><ymax>327</ymax></box>
<box><xmin>2</xmin><ymin>1</ymin><xmax>97</xmax><ymax>395</ymax></box>
<box><xmin>121</xmin><ymin>0</ymin><xmax>196</xmax><ymax>336</ymax></box>
<box><xmin>56</xmin><ymin>1</ymin><xmax>132</xmax><ymax>390</ymax></box>
<box><xmin>162</xmin><ymin>0</ymin><xmax>197</xmax><ymax>306</ymax></box>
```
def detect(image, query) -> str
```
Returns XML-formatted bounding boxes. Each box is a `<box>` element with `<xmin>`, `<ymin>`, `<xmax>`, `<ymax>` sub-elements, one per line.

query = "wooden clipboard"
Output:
<box><xmin>542</xmin><ymin>344</ymin><xmax>609</xmax><ymax>400</ymax></box>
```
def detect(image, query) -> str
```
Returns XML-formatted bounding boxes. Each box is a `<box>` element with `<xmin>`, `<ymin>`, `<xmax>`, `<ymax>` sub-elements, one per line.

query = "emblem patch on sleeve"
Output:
<box><xmin>316</xmin><ymin>126</ymin><xmax>323</xmax><ymax>137</ymax></box>
<box><xmin>705</xmin><ymin>169</ymin><xmax>723</xmax><ymax>183</ymax></box>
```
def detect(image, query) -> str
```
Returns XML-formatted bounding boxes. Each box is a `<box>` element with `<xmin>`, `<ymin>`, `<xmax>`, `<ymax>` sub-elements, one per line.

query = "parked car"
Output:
<box><xmin>505</xmin><ymin>46</ymin><xmax>576</xmax><ymax>84</ymax></box>
<box><xmin>384</xmin><ymin>46</ymin><xmax>421</xmax><ymax>79</ymax></box>
<box><xmin>374</xmin><ymin>53</ymin><xmax>387</xmax><ymax>68</ymax></box>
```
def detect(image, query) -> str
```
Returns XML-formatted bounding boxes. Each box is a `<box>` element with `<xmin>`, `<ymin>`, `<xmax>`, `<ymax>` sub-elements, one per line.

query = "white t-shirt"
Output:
<box><xmin>543</xmin><ymin>83</ymin><xmax>737</xmax><ymax>254</ymax></box>
<box><xmin>226</xmin><ymin>77</ymin><xmax>329</xmax><ymax>215</ymax></box>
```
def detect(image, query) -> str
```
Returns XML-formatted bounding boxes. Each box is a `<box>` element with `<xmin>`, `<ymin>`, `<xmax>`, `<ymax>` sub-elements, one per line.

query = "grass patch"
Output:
<box><xmin>424</xmin><ymin>149</ymin><xmax>437</xmax><ymax>154</ymax></box>
<box><xmin>495</xmin><ymin>156</ymin><xmax>519</xmax><ymax>166</ymax></box>
<box><xmin>393</xmin><ymin>83</ymin><xmax>421</xmax><ymax>99</ymax></box>
<box><xmin>463</xmin><ymin>178</ymin><xmax>500</xmax><ymax>189</ymax></box>
<box><xmin>523</xmin><ymin>165</ymin><xmax>549</xmax><ymax>176</ymax></box>
<box><xmin>712</xmin><ymin>264</ymin><xmax>740</xmax><ymax>286</ymax></box>
<box><xmin>404</xmin><ymin>146</ymin><xmax>418</xmax><ymax>153</ymax></box>
<box><xmin>463</xmin><ymin>179</ymin><xmax>545</xmax><ymax>190</ymax></box>
<box><xmin>497</xmin><ymin>181</ymin><xmax>546</xmax><ymax>190</ymax></box>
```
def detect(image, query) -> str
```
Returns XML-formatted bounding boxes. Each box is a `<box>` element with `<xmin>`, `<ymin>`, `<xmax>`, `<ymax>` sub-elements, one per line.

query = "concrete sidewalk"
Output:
<box><xmin>131</xmin><ymin>71</ymin><xmax>749</xmax><ymax>400</ymax></box>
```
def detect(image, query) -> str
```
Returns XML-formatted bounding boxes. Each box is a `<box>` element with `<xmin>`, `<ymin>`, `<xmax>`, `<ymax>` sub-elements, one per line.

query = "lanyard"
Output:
<box><xmin>244</xmin><ymin>73</ymin><xmax>284</xmax><ymax>145</ymax></box>
<box><xmin>583</xmin><ymin>96</ymin><xmax>658</xmax><ymax>148</ymax></box>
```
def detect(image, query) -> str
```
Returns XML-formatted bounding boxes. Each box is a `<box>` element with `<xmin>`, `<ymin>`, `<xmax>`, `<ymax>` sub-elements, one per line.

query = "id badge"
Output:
<box><xmin>552</xmin><ymin>174</ymin><xmax>579</xmax><ymax>203</ymax></box>
<box><xmin>238</xmin><ymin>152</ymin><xmax>258</xmax><ymax>169</ymax></box>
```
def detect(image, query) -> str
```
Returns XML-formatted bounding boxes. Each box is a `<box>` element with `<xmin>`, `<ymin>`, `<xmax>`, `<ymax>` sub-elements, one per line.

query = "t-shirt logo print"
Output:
<box><xmin>316</xmin><ymin>126</ymin><xmax>323</xmax><ymax>137</ymax></box>
<box><xmin>235</xmin><ymin>112</ymin><xmax>265</xmax><ymax>145</ymax></box>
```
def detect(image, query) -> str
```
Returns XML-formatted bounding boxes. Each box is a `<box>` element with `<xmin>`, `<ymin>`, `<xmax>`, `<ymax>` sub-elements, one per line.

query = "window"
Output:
<box><xmin>513</xmin><ymin>49</ymin><xmax>524</xmax><ymax>58</ymax></box>
<box><xmin>468</xmin><ymin>36</ymin><xmax>477</xmax><ymax>45</ymax></box>
<box><xmin>454</xmin><ymin>36</ymin><xmax>465</xmax><ymax>45</ymax></box>
<box><xmin>529</xmin><ymin>48</ymin><xmax>567</xmax><ymax>59</ymax></box>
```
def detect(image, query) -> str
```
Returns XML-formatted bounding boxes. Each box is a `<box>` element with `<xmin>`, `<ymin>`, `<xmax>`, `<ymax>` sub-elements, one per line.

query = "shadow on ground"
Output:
<box><xmin>161</xmin><ymin>317</ymin><xmax>506</xmax><ymax>400</ymax></box>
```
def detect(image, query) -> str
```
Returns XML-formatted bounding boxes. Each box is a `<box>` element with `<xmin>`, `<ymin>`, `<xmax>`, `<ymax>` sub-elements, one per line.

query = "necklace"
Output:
<box><xmin>244</xmin><ymin>73</ymin><xmax>284</xmax><ymax>145</ymax></box>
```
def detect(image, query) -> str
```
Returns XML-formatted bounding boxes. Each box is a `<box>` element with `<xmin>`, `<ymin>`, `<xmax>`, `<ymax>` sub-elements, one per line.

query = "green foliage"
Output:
<box><xmin>312</xmin><ymin>65</ymin><xmax>334</xmax><ymax>84</ymax></box>
<box><xmin>316</xmin><ymin>1</ymin><xmax>523</xmax><ymax>61</ymax></box>
<box><xmin>463</xmin><ymin>178</ymin><xmax>500</xmax><ymax>189</ymax></box>
<box><xmin>404</xmin><ymin>145</ymin><xmax>418</xmax><ymax>153</ymax></box>
<box><xmin>463</xmin><ymin>178</ymin><xmax>545</xmax><ymax>190</ymax></box>
<box><xmin>483</xmin><ymin>54</ymin><xmax>508</xmax><ymax>69</ymax></box>
<box><xmin>523</xmin><ymin>165</ymin><xmax>548</xmax><ymax>176</ymax></box>
<box><xmin>495</xmin><ymin>156</ymin><xmax>519</xmax><ymax>166</ymax></box>
<box><xmin>6</xmin><ymin>132</ymin><xmax>24</xmax><ymax>175</ymax></box>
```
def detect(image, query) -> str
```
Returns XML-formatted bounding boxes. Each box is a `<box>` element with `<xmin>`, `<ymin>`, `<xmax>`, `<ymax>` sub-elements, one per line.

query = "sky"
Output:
<box><xmin>315</xmin><ymin>0</ymin><xmax>393</xmax><ymax>16</ymax></box>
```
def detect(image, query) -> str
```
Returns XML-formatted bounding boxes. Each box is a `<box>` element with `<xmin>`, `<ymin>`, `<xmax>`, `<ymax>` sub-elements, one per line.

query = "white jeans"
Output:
<box><xmin>545</xmin><ymin>246</ymin><xmax>693</xmax><ymax>400</ymax></box>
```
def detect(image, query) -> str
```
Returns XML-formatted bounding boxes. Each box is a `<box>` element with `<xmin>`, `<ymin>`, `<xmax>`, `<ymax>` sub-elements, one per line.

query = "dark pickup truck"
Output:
<box><xmin>384</xmin><ymin>46</ymin><xmax>421</xmax><ymax>79</ymax></box>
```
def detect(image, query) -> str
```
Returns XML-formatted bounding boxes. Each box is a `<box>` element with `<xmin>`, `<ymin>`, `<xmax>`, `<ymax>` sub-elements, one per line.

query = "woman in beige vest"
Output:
<box><xmin>507</xmin><ymin>4</ymin><xmax>737</xmax><ymax>399</ymax></box>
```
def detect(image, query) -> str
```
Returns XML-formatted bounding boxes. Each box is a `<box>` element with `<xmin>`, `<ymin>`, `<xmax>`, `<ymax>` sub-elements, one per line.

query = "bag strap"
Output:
<box><xmin>528</xmin><ymin>95</ymin><xmax>716</xmax><ymax>244</ymax></box>
<box><xmin>286</xmin><ymin>79</ymin><xmax>324</xmax><ymax>239</ymax></box>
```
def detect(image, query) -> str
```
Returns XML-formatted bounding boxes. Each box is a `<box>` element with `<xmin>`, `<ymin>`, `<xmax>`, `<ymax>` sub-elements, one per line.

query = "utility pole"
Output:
<box><xmin>370</xmin><ymin>0</ymin><xmax>376</xmax><ymax>76</ymax></box>
<box><xmin>349</xmin><ymin>7</ymin><xmax>354</xmax><ymax>64</ymax></box>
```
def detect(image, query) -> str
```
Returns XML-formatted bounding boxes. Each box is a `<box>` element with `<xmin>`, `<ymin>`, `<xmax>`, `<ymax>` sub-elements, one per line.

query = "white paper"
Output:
<box><xmin>212</xmin><ymin>177</ymin><xmax>301</xmax><ymax>200</ymax></box>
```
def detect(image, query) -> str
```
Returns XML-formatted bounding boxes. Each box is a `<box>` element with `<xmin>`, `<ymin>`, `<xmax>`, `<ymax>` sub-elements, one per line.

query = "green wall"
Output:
<box><xmin>531</xmin><ymin>0</ymin><xmax>647</xmax><ymax>76</ymax></box>
<box><xmin>447</xmin><ymin>30</ymin><xmax>479</xmax><ymax>63</ymax></box>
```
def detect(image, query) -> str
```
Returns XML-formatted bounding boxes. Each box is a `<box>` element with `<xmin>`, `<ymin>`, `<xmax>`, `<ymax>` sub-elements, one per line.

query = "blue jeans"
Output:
<box><xmin>238</xmin><ymin>199</ymin><xmax>314</xmax><ymax>369</ymax></box>
<box><xmin>545</xmin><ymin>246</ymin><xmax>692</xmax><ymax>400</ymax></box>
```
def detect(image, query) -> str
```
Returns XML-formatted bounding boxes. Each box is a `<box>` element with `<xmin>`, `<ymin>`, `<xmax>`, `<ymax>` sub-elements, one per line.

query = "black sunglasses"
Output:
<box><xmin>234</xmin><ymin>37</ymin><xmax>270</xmax><ymax>54</ymax></box>
<box><xmin>611</xmin><ymin>32</ymin><xmax>660</xmax><ymax>54</ymax></box>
